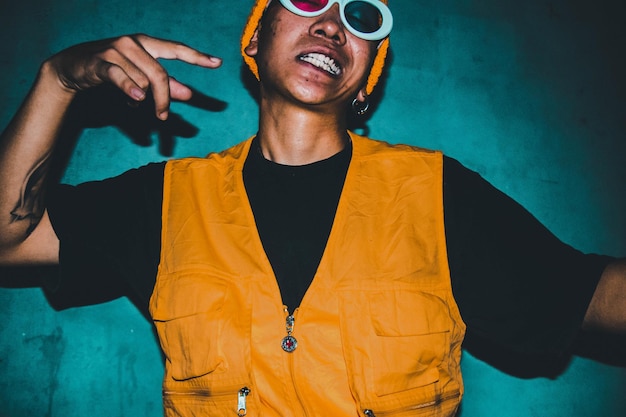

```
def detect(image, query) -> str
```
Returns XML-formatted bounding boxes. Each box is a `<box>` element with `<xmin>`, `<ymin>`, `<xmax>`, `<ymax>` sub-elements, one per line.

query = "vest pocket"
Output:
<box><xmin>339</xmin><ymin>289</ymin><xmax>458</xmax><ymax>414</ymax></box>
<box><xmin>151</xmin><ymin>273</ymin><xmax>232</xmax><ymax>380</ymax></box>
<box><xmin>368</xmin><ymin>290</ymin><xmax>450</xmax><ymax>396</ymax></box>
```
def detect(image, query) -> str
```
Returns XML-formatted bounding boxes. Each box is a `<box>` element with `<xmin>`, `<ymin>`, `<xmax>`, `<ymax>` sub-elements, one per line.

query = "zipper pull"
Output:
<box><xmin>364</xmin><ymin>410</ymin><xmax>376</xmax><ymax>417</ymax></box>
<box><xmin>281</xmin><ymin>307</ymin><xmax>298</xmax><ymax>352</ymax></box>
<box><xmin>237</xmin><ymin>387</ymin><xmax>250</xmax><ymax>417</ymax></box>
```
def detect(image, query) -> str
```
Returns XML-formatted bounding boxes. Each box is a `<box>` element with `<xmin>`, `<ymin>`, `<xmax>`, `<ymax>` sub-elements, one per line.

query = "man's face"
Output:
<box><xmin>249</xmin><ymin>1</ymin><xmax>378</xmax><ymax>111</ymax></box>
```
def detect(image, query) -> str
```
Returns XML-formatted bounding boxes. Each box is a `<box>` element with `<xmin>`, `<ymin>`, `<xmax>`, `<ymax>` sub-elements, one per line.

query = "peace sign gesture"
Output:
<box><xmin>48</xmin><ymin>33</ymin><xmax>222</xmax><ymax>120</ymax></box>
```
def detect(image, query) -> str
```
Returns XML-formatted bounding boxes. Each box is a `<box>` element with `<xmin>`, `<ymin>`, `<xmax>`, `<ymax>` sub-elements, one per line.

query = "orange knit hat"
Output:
<box><xmin>240</xmin><ymin>0</ymin><xmax>390</xmax><ymax>95</ymax></box>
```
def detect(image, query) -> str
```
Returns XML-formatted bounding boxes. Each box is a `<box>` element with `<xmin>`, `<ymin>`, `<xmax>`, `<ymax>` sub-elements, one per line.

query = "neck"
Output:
<box><xmin>256</xmin><ymin>95</ymin><xmax>350</xmax><ymax>166</ymax></box>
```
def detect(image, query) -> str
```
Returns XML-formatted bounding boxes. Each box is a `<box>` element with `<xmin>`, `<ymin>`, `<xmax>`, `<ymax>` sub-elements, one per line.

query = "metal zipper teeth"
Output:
<box><xmin>363</xmin><ymin>390</ymin><xmax>461</xmax><ymax>416</ymax></box>
<box><xmin>163</xmin><ymin>386</ymin><xmax>251</xmax><ymax>415</ymax></box>
<box><xmin>163</xmin><ymin>389</ymin><xmax>214</xmax><ymax>396</ymax></box>
<box><xmin>162</xmin><ymin>386</ymin><xmax>246</xmax><ymax>399</ymax></box>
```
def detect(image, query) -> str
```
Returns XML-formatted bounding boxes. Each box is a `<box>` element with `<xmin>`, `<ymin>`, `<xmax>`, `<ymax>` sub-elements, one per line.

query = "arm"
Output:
<box><xmin>0</xmin><ymin>60</ymin><xmax>71</xmax><ymax>264</ymax></box>
<box><xmin>584</xmin><ymin>258</ymin><xmax>626</xmax><ymax>333</ymax></box>
<box><xmin>0</xmin><ymin>34</ymin><xmax>221</xmax><ymax>265</ymax></box>
<box><xmin>444</xmin><ymin>156</ymin><xmax>618</xmax><ymax>361</ymax></box>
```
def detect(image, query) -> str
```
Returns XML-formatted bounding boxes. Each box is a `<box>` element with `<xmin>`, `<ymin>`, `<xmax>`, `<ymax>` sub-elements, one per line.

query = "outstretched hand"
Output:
<box><xmin>47</xmin><ymin>34</ymin><xmax>222</xmax><ymax>120</ymax></box>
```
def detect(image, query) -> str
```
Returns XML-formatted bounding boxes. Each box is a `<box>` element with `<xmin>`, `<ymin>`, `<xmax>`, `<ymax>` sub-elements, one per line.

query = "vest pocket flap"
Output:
<box><xmin>151</xmin><ymin>274</ymin><xmax>228</xmax><ymax>320</ymax></box>
<box><xmin>369</xmin><ymin>290</ymin><xmax>451</xmax><ymax>337</ymax></box>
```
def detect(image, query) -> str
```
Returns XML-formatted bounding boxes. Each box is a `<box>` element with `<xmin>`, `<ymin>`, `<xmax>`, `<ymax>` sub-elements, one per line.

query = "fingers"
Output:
<box><xmin>169</xmin><ymin>77</ymin><xmax>193</xmax><ymax>102</ymax></box>
<box><xmin>98</xmin><ymin>36</ymin><xmax>169</xmax><ymax>120</ymax></box>
<box><xmin>136</xmin><ymin>34</ymin><xmax>223</xmax><ymax>69</ymax></box>
<box><xmin>114</xmin><ymin>34</ymin><xmax>222</xmax><ymax>120</ymax></box>
<box><xmin>93</xmin><ymin>61</ymin><xmax>144</xmax><ymax>101</ymax></box>
<box><xmin>56</xmin><ymin>34</ymin><xmax>222</xmax><ymax>121</ymax></box>
<box><xmin>117</xmin><ymin>36</ymin><xmax>172</xmax><ymax>119</ymax></box>
<box><xmin>129</xmin><ymin>35</ymin><xmax>223</xmax><ymax>119</ymax></box>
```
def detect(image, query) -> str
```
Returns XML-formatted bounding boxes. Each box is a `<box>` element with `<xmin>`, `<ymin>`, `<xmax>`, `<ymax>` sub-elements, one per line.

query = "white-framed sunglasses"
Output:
<box><xmin>278</xmin><ymin>0</ymin><xmax>393</xmax><ymax>41</ymax></box>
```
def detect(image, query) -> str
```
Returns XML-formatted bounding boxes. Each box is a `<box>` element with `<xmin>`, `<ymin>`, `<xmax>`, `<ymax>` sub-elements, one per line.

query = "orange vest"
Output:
<box><xmin>149</xmin><ymin>133</ymin><xmax>466</xmax><ymax>417</ymax></box>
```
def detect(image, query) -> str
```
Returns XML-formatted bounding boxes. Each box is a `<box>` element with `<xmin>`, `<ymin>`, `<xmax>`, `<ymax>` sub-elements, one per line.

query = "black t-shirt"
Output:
<box><xmin>45</xmin><ymin>142</ymin><xmax>612</xmax><ymax>361</ymax></box>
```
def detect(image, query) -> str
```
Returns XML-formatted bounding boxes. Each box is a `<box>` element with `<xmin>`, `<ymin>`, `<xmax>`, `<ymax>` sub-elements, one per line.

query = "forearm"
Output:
<box><xmin>0</xmin><ymin>60</ymin><xmax>75</xmax><ymax>249</ymax></box>
<box><xmin>583</xmin><ymin>258</ymin><xmax>626</xmax><ymax>333</ymax></box>
<box><xmin>0</xmin><ymin>35</ymin><xmax>220</xmax><ymax>264</ymax></box>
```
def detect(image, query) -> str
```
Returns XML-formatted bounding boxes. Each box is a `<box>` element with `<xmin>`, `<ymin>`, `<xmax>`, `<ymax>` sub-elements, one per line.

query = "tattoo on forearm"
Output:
<box><xmin>10</xmin><ymin>151</ymin><xmax>53</xmax><ymax>235</ymax></box>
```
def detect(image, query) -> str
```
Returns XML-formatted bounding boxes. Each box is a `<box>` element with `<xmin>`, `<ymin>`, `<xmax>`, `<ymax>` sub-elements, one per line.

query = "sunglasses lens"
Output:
<box><xmin>344</xmin><ymin>1</ymin><xmax>382</xmax><ymax>34</ymax></box>
<box><xmin>290</xmin><ymin>0</ymin><xmax>329</xmax><ymax>13</ymax></box>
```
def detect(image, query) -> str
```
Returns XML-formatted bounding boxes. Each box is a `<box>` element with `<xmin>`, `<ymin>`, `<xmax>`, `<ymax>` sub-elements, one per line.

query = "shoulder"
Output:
<box><xmin>166</xmin><ymin>138</ymin><xmax>254</xmax><ymax>174</ymax></box>
<box><xmin>350</xmin><ymin>132</ymin><xmax>442</xmax><ymax>161</ymax></box>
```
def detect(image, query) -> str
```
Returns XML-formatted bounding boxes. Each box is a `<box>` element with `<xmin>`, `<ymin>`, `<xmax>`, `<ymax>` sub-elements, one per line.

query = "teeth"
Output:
<box><xmin>300</xmin><ymin>53</ymin><xmax>342</xmax><ymax>76</ymax></box>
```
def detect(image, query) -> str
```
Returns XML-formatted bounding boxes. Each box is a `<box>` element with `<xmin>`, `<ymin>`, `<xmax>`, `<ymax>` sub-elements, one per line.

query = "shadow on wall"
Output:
<box><xmin>0</xmin><ymin>264</ymin><xmax>149</xmax><ymax>320</ymax></box>
<box><xmin>463</xmin><ymin>330</ymin><xmax>626</xmax><ymax>379</ymax></box>
<box><xmin>54</xmin><ymin>83</ymin><xmax>228</xmax><ymax>165</ymax></box>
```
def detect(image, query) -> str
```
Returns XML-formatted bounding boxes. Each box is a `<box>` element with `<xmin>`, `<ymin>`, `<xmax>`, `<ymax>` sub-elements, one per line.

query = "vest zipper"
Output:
<box><xmin>163</xmin><ymin>386</ymin><xmax>251</xmax><ymax>414</ymax></box>
<box><xmin>281</xmin><ymin>306</ymin><xmax>298</xmax><ymax>352</ymax></box>
<box><xmin>282</xmin><ymin>307</ymin><xmax>310</xmax><ymax>417</ymax></box>
<box><xmin>237</xmin><ymin>387</ymin><xmax>250</xmax><ymax>416</ymax></box>
<box><xmin>362</xmin><ymin>390</ymin><xmax>461</xmax><ymax>416</ymax></box>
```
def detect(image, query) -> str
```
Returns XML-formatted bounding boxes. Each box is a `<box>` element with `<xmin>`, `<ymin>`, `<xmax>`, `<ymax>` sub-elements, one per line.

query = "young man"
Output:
<box><xmin>0</xmin><ymin>0</ymin><xmax>624</xmax><ymax>416</ymax></box>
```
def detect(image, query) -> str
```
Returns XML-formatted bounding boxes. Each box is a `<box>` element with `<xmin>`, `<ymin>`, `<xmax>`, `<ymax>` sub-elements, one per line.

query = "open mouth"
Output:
<box><xmin>299</xmin><ymin>52</ymin><xmax>342</xmax><ymax>76</ymax></box>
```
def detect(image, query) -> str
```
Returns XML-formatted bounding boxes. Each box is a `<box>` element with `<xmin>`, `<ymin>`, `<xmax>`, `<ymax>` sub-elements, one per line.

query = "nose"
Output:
<box><xmin>309</xmin><ymin>4</ymin><xmax>347</xmax><ymax>44</ymax></box>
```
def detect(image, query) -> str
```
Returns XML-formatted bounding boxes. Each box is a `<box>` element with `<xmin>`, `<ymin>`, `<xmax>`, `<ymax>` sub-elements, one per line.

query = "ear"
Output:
<box><xmin>355</xmin><ymin>86</ymin><xmax>368</xmax><ymax>103</ymax></box>
<box><xmin>244</xmin><ymin>27</ymin><xmax>260</xmax><ymax>57</ymax></box>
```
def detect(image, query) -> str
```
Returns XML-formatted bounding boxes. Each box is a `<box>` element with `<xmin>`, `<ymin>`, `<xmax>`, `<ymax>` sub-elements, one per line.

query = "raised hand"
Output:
<box><xmin>47</xmin><ymin>34</ymin><xmax>222</xmax><ymax>120</ymax></box>
<box><xmin>0</xmin><ymin>34</ymin><xmax>222</xmax><ymax>263</ymax></box>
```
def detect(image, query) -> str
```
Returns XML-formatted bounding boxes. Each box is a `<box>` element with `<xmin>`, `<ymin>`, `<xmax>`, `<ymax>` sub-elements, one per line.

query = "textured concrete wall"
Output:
<box><xmin>1</xmin><ymin>0</ymin><xmax>624</xmax><ymax>416</ymax></box>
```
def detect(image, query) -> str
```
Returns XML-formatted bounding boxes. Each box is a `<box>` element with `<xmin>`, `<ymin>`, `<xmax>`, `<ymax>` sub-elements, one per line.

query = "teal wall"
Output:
<box><xmin>1</xmin><ymin>0</ymin><xmax>624</xmax><ymax>415</ymax></box>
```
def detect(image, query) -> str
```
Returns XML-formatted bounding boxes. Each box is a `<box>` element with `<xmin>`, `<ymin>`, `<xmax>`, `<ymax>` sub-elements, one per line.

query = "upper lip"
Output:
<box><xmin>297</xmin><ymin>47</ymin><xmax>344</xmax><ymax>77</ymax></box>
